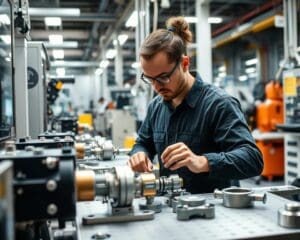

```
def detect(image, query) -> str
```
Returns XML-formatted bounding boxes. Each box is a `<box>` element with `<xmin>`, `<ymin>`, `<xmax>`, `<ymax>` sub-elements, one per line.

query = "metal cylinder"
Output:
<box><xmin>278</xmin><ymin>202</ymin><xmax>300</xmax><ymax>228</ymax></box>
<box><xmin>76</xmin><ymin>170</ymin><xmax>95</xmax><ymax>201</ymax></box>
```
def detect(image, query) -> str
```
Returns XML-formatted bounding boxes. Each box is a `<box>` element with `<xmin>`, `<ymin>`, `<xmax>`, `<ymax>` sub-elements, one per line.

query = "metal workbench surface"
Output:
<box><xmin>76</xmin><ymin>190</ymin><xmax>300</xmax><ymax>240</ymax></box>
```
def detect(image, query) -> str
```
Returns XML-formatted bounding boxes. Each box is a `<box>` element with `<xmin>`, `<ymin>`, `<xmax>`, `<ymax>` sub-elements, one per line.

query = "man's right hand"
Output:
<box><xmin>128</xmin><ymin>152</ymin><xmax>153</xmax><ymax>172</ymax></box>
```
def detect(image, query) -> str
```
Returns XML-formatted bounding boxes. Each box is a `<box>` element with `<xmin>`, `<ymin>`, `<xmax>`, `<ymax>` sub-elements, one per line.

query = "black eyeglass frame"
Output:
<box><xmin>140</xmin><ymin>59</ymin><xmax>181</xmax><ymax>85</ymax></box>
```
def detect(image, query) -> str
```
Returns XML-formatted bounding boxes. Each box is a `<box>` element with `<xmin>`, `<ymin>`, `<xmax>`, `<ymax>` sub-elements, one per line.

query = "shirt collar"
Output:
<box><xmin>184</xmin><ymin>71</ymin><xmax>203</xmax><ymax>108</ymax></box>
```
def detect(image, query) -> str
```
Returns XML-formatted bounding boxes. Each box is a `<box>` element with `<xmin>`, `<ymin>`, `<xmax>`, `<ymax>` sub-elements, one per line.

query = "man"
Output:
<box><xmin>128</xmin><ymin>16</ymin><xmax>263</xmax><ymax>193</ymax></box>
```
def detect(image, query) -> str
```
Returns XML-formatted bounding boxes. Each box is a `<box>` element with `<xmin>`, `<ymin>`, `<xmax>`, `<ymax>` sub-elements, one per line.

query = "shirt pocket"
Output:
<box><xmin>177</xmin><ymin>132</ymin><xmax>202</xmax><ymax>153</ymax></box>
<box><xmin>153</xmin><ymin>131</ymin><xmax>166</xmax><ymax>154</ymax></box>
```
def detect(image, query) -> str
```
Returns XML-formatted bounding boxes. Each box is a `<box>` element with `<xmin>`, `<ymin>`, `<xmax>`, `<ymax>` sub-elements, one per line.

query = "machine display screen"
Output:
<box><xmin>0</xmin><ymin>0</ymin><xmax>14</xmax><ymax>140</ymax></box>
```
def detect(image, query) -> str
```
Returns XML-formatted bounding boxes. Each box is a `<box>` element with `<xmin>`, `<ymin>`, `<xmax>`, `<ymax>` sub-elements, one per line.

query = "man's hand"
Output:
<box><xmin>128</xmin><ymin>152</ymin><xmax>153</xmax><ymax>172</ymax></box>
<box><xmin>161</xmin><ymin>142</ymin><xmax>210</xmax><ymax>173</ymax></box>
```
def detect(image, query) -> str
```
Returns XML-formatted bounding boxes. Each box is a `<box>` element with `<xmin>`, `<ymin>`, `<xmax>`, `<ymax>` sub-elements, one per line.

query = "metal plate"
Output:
<box><xmin>77</xmin><ymin>191</ymin><xmax>300</xmax><ymax>240</ymax></box>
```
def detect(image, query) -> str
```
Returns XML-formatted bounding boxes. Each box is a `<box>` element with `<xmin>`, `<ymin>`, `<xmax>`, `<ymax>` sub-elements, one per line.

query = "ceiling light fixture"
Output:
<box><xmin>161</xmin><ymin>0</ymin><xmax>170</xmax><ymax>8</ymax></box>
<box><xmin>245</xmin><ymin>58</ymin><xmax>258</xmax><ymax>66</ymax></box>
<box><xmin>208</xmin><ymin>17</ymin><xmax>223</xmax><ymax>24</ymax></box>
<box><xmin>52</xmin><ymin>49</ymin><xmax>64</xmax><ymax>59</ymax></box>
<box><xmin>118</xmin><ymin>34</ymin><xmax>128</xmax><ymax>45</ymax></box>
<box><xmin>30</xmin><ymin>8</ymin><xmax>80</xmax><ymax>17</ymax></box>
<box><xmin>106</xmin><ymin>49</ymin><xmax>117</xmax><ymax>59</ymax></box>
<box><xmin>0</xmin><ymin>14</ymin><xmax>10</xmax><ymax>25</ymax></box>
<box><xmin>44</xmin><ymin>17</ymin><xmax>62</xmax><ymax>26</ymax></box>
<box><xmin>184</xmin><ymin>16</ymin><xmax>223</xmax><ymax>24</ymax></box>
<box><xmin>49</xmin><ymin>34</ymin><xmax>63</xmax><ymax>44</ymax></box>
<box><xmin>125</xmin><ymin>11</ymin><xmax>138</xmax><ymax>28</ymax></box>
<box><xmin>56</xmin><ymin>67</ymin><xmax>65</xmax><ymax>76</ymax></box>
<box><xmin>99</xmin><ymin>60</ymin><xmax>109</xmax><ymax>69</ymax></box>
<box><xmin>95</xmin><ymin>68</ymin><xmax>104</xmax><ymax>76</ymax></box>
<box><xmin>0</xmin><ymin>35</ymin><xmax>11</xmax><ymax>44</ymax></box>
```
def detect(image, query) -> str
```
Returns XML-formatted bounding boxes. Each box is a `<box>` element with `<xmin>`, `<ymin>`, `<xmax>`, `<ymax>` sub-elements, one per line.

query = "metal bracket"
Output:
<box><xmin>173</xmin><ymin>195</ymin><xmax>215</xmax><ymax>221</ymax></box>
<box><xmin>82</xmin><ymin>204</ymin><xmax>155</xmax><ymax>225</ymax></box>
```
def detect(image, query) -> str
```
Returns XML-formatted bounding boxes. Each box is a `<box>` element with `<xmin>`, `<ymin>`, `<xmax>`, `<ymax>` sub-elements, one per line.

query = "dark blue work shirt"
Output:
<box><xmin>131</xmin><ymin>74</ymin><xmax>263</xmax><ymax>193</ymax></box>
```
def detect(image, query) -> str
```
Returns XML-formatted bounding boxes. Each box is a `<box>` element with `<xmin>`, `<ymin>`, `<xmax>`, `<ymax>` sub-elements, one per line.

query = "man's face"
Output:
<box><xmin>140</xmin><ymin>52</ymin><xmax>185</xmax><ymax>101</ymax></box>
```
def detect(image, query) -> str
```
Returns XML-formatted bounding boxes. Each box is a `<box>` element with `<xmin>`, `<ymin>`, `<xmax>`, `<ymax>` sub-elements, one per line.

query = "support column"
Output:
<box><xmin>196</xmin><ymin>0</ymin><xmax>212</xmax><ymax>83</ymax></box>
<box><xmin>115</xmin><ymin>35</ymin><xmax>124</xmax><ymax>87</ymax></box>
<box><xmin>14</xmin><ymin>37</ymin><xmax>29</xmax><ymax>138</ymax></box>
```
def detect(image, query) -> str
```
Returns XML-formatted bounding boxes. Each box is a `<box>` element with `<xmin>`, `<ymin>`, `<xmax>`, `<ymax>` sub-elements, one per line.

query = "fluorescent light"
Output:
<box><xmin>245</xmin><ymin>67</ymin><xmax>256</xmax><ymax>74</ymax></box>
<box><xmin>56</xmin><ymin>67</ymin><xmax>65</xmax><ymax>76</ymax></box>
<box><xmin>5</xmin><ymin>57</ymin><xmax>11</xmax><ymax>62</ymax></box>
<box><xmin>125</xmin><ymin>11</ymin><xmax>138</xmax><ymax>27</ymax></box>
<box><xmin>52</xmin><ymin>49</ymin><xmax>64</xmax><ymax>59</ymax></box>
<box><xmin>0</xmin><ymin>35</ymin><xmax>11</xmax><ymax>44</ymax></box>
<box><xmin>245</xmin><ymin>58</ymin><xmax>258</xmax><ymax>66</ymax></box>
<box><xmin>95</xmin><ymin>68</ymin><xmax>104</xmax><ymax>75</ymax></box>
<box><xmin>208</xmin><ymin>17</ymin><xmax>223</xmax><ymax>24</ymax></box>
<box><xmin>238</xmin><ymin>75</ymin><xmax>248</xmax><ymax>81</ymax></box>
<box><xmin>44</xmin><ymin>17</ymin><xmax>62</xmax><ymax>26</ymax></box>
<box><xmin>30</xmin><ymin>8</ymin><xmax>80</xmax><ymax>17</ymax></box>
<box><xmin>184</xmin><ymin>16</ymin><xmax>223</xmax><ymax>24</ymax></box>
<box><xmin>185</xmin><ymin>17</ymin><xmax>197</xmax><ymax>23</ymax></box>
<box><xmin>161</xmin><ymin>0</ymin><xmax>170</xmax><ymax>8</ymax></box>
<box><xmin>0</xmin><ymin>14</ymin><xmax>10</xmax><ymax>25</ymax></box>
<box><xmin>218</xmin><ymin>66</ymin><xmax>226</xmax><ymax>72</ymax></box>
<box><xmin>131</xmin><ymin>62</ymin><xmax>140</xmax><ymax>68</ymax></box>
<box><xmin>49</xmin><ymin>34</ymin><xmax>63</xmax><ymax>44</ymax></box>
<box><xmin>106</xmin><ymin>49</ymin><xmax>117</xmax><ymax>59</ymax></box>
<box><xmin>99</xmin><ymin>60</ymin><xmax>109</xmax><ymax>68</ymax></box>
<box><xmin>44</xmin><ymin>41</ymin><xmax>78</xmax><ymax>48</ymax></box>
<box><xmin>118</xmin><ymin>34</ymin><xmax>128</xmax><ymax>45</ymax></box>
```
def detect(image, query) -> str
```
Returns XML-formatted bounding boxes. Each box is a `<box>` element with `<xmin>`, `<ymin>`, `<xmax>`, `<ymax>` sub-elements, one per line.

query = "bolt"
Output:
<box><xmin>47</xmin><ymin>204</ymin><xmax>58</xmax><ymax>216</ymax></box>
<box><xmin>45</xmin><ymin>157</ymin><xmax>58</xmax><ymax>169</ymax></box>
<box><xmin>16</xmin><ymin>188</ymin><xmax>23</xmax><ymax>195</ymax></box>
<box><xmin>46</xmin><ymin>180</ymin><xmax>57</xmax><ymax>191</ymax></box>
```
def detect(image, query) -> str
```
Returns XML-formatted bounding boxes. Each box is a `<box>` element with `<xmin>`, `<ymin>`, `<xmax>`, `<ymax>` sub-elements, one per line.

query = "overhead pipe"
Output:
<box><xmin>214</xmin><ymin>15</ymin><xmax>279</xmax><ymax>48</ymax></box>
<box><xmin>82</xmin><ymin>0</ymin><xmax>109</xmax><ymax>60</ymax></box>
<box><xmin>212</xmin><ymin>0</ymin><xmax>282</xmax><ymax>37</ymax></box>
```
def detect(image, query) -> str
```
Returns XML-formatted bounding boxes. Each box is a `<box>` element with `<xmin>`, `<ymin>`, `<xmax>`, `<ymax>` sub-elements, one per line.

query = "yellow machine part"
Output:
<box><xmin>78</xmin><ymin>113</ymin><xmax>93</xmax><ymax>127</ymax></box>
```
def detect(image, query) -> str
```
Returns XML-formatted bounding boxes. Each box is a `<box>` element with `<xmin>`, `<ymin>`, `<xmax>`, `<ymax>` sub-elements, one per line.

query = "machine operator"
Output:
<box><xmin>128</xmin><ymin>16</ymin><xmax>263</xmax><ymax>193</ymax></box>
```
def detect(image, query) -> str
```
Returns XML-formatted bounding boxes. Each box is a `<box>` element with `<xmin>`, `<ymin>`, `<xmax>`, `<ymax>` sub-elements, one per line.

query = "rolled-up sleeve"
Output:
<box><xmin>203</xmin><ymin>96</ymin><xmax>263</xmax><ymax>179</ymax></box>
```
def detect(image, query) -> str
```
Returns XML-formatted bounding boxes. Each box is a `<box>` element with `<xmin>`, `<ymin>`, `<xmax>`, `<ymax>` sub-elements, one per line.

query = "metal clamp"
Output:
<box><xmin>214</xmin><ymin>187</ymin><xmax>267</xmax><ymax>208</ymax></box>
<box><xmin>278</xmin><ymin>202</ymin><xmax>300</xmax><ymax>228</ymax></box>
<box><xmin>174</xmin><ymin>195</ymin><xmax>215</xmax><ymax>220</ymax></box>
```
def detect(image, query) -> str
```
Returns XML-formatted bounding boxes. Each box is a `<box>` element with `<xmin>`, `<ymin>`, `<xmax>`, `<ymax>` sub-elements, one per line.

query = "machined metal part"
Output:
<box><xmin>175</xmin><ymin>195</ymin><xmax>215</xmax><ymax>220</ymax></box>
<box><xmin>278</xmin><ymin>202</ymin><xmax>300</xmax><ymax>228</ymax></box>
<box><xmin>82</xmin><ymin>207</ymin><xmax>155</xmax><ymax>225</ymax></box>
<box><xmin>77</xmin><ymin>166</ymin><xmax>183</xmax><ymax>224</ymax></box>
<box><xmin>214</xmin><ymin>187</ymin><xmax>267</xmax><ymax>208</ymax></box>
<box><xmin>139</xmin><ymin>196</ymin><xmax>163</xmax><ymax>213</ymax></box>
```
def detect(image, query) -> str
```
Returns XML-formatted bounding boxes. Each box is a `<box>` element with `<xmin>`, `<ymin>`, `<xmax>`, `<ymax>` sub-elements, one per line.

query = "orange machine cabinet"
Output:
<box><xmin>256</xmin><ymin>139</ymin><xmax>284</xmax><ymax>180</ymax></box>
<box><xmin>256</xmin><ymin>81</ymin><xmax>284</xmax><ymax>132</ymax></box>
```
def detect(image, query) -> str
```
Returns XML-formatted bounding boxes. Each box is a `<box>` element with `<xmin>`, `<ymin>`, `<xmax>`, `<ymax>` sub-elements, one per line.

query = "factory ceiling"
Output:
<box><xmin>27</xmin><ymin>0</ymin><xmax>282</xmax><ymax>82</ymax></box>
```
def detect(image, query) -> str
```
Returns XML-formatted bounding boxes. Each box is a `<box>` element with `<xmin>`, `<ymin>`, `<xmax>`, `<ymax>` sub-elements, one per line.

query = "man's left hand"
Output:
<box><xmin>161</xmin><ymin>142</ymin><xmax>210</xmax><ymax>173</ymax></box>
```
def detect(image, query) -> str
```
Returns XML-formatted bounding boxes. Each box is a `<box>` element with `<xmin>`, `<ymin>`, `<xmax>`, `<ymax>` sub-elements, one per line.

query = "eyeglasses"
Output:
<box><xmin>140</xmin><ymin>59</ymin><xmax>180</xmax><ymax>85</ymax></box>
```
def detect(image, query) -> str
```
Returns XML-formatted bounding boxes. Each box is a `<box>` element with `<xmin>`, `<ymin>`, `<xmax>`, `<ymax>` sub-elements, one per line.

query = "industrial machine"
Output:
<box><xmin>27</xmin><ymin>42</ymin><xmax>50</xmax><ymax>138</ymax></box>
<box><xmin>255</xmin><ymin>81</ymin><xmax>285</xmax><ymax>181</ymax></box>
<box><xmin>76</xmin><ymin>166</ymin><xmax>182</xmax><ymax>224</ymax></box>
<box><xmin>0</xmin><ymin>161</ymin><xmax>14</xmax><ymax>240</ymax></box>
<box><xmin>0</xmin><ymin>142</ymin><xmax>77</xmax><ymax>239</ymax></box>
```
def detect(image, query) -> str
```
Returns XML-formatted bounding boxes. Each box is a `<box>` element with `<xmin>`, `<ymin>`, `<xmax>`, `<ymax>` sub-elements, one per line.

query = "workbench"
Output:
<box><xmin>76</xmin><ymin>186</ymin><xmax>300</xmax><ymax>240</ymax></box>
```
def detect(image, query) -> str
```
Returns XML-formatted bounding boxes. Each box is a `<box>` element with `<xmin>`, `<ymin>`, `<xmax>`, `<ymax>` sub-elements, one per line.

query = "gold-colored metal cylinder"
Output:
<box><xmin>75</xmin><ymin>143</ymin><xmax>85</xmax><ymax>159</ymax></box>
<box><xmin>140</xmin><ymin>173</ymin><xmax>156</xmax><ymax>197</ymax></box>
<box><xmin>76</xmin><ymin>170</ymin><xmax>95</xmax><ymax>201</ymax></box>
